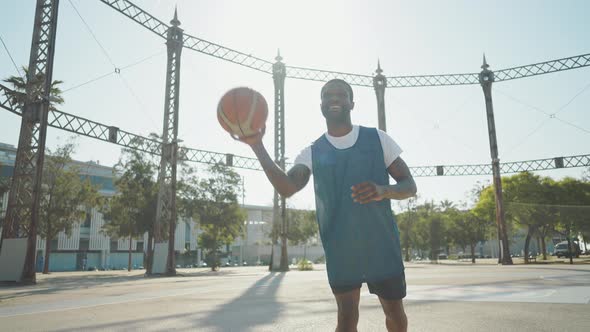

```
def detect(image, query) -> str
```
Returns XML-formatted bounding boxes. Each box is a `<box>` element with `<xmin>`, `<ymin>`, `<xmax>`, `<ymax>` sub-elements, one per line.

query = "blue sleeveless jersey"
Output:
<box><xmin>311</xmin><ymin>126</ymin><xmax>404</xmax><ymax>287</ymax></box>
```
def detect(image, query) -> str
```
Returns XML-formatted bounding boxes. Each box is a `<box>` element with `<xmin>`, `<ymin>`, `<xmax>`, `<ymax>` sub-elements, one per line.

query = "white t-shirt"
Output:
<box><xmin>294</xmin><ymin>125</ymin><xmax>403</xmax><ymax>174</ymax></box>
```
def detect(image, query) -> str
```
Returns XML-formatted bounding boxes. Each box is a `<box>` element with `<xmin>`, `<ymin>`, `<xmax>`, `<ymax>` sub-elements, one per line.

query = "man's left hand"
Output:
<box><xmin>351</xmin><ymin>181</ymin><xmax>385</xmax><ymax>204</ymax></box>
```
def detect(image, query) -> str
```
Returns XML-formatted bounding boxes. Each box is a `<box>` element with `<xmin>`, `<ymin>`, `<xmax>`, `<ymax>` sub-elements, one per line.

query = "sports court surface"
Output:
<box><xmin>0</xmin><ymin>262</ymin><xmax>588</xmax><ymax>331</ymax></box>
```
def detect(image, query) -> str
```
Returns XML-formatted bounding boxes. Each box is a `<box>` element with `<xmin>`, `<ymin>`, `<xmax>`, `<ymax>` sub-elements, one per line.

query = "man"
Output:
<box><xmin>238</xmin><ymin>79</ymin><xmax>416</xmax><ymax>332</ymax></box>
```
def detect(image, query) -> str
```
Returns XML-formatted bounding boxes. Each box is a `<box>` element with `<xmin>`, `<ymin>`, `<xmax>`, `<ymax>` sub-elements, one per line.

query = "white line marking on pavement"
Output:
<box><xmin>362</xmin><ymin>284</ymin><xmax>590</xmax><ymax>304</ymax></box>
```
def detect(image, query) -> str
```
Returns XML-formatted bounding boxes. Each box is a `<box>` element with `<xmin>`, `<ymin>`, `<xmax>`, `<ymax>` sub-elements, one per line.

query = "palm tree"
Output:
<box><xmin>3</xmin><ymin>66</ymin><xmax>64</xmax><ymax>110</ymax></box>
<box><xmin>439</xmin><ymin>199</ymin><xmax>455</xmax><ymax>212</ymax></box>
<box><xmin>2</xmin><ymin>68</ymin><xmax>64</xmax><ymax>236</ymax></box>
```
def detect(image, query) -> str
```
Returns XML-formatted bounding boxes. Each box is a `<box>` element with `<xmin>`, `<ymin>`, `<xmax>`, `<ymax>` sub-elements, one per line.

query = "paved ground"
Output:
<box><xmin>0</xmin><ymin>261</ymin><xmax>589</xmax><ymax>331</ymax></box>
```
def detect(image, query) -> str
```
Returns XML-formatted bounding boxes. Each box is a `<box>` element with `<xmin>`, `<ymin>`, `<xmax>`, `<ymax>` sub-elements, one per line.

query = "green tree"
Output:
<box><xmin>554</xmin><ymin>177</ymin><xmax>590</xmax><ymax>264</ymax></box>
<box><xmin>286</xmin><ymin>208</ymin><xmax>317</xmax><ymax>261</ymax></box>
<box><xmin>286</xmin><ymin>209</ymin><xmax>318</xmax><ymax>245</ymax></box>
<box><xmin>447</xmin><ymin>209</ymin><xmax>489</xmax><ymax>263</ymax></box>
<box><xmin>445</xmin><ymin>208</ymin><xmax>468</xmax><ymax>255</ymax></box>
<box><xmin>192</xmin><ymin>164</ymin><xmax>246</xmax><ymax>271</ymax></box>
<box><xmin>438</xmin><ymin>200</ymin><xmax>457</xmax><ymax>256</ymax></box>
<box><xmin>501</xmin><ymin>172</ymin><xmax>557</xmax><ymax>263</ymax></box>
<box><xmin>411</xmin><ymin>202</ymin><xmax>443</xmax><ymax>261</ymax></box>
<box><xmin>472</xmin><ymin>183</ymin><xmax>515</xmax><ymax>261</ymax></box>
<box><xmin>397</xmin><ymin>197</ymin><xmax>420</xmax><ymax>262</ymax></box>
<box><xmin>532</xmin><ymin>177</ymin><xmax>560</xmax><ymax>261</ymax></box>
<box><xmin>428</xmin><ymin>212</ymin><xmax>444</xmax><ymax>261</ymax></box>
<box><xmin>102</xmin><ymin>145</ymin><xmax>158</xmax><ymax>272</ymax></box>
<box><xmin>39</xmin><ymin>142</ymin><xmax>100</xmax><ymax>274</ymax></box>
<box><xmin>4</xmin><ymin>66</ymin><xmax>64</xmax><ymax>110</ymax></box>
<box><xmin>177</xmin><ymin>165</ymin><xmax>202</xmax><ymax>224</ymax></box>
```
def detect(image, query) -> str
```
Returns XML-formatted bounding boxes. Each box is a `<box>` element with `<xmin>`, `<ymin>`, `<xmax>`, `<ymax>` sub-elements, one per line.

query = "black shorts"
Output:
<box><xmin>331</xmin><ymin>273</ymin><xmax>406</xmax><ymax>300</ymax></box>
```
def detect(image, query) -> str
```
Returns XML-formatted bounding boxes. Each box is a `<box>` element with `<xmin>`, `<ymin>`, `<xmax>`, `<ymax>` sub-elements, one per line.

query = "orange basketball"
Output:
<box><xmin>217</xmin><ymin>87</ymin><xmax>268</xmax><ymax>139</ymax></box>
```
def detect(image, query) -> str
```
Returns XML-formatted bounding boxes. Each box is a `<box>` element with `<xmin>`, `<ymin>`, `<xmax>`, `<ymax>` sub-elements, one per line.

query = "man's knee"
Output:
<box><xmin>384</xmin><ymin>305</ymin><xmax>406</xmax><ymax>321</ymax></box>
<box><xmin>334</xmin><ymin>290</ymin><xmax>360</xmax><ymax>328</ymax></box>
<box><xmin>337</xmin><ymin>296</ymin><xmax>359</xmax><ymax>316</ymax></box>
<box><xmin>385</xmin><ymin>311</ymin><xmax>407</xmax><ymax>331</ymax></box>
<box><xmin>381</xmin><ymin>299</ymin><xmax>407</xmax><ymax>331</ymax></box>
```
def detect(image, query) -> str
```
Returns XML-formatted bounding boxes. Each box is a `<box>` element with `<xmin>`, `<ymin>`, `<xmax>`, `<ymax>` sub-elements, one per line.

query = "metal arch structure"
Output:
<box><xmin>271</xmin><ymin>52</ymin><xmax>289</xmax><ymax>272</ymax></box>
<box><xmin>479</xmin><ymin>56</ymin><xmax>512</xmax><ymax>265</ymax></box>
<box><xmin>97</xmin><ymin>0</ymin><xmax>590</xmax><ymax>88</ymax></box>
<box><xmin>0</xmin><ymin>85</ymin><xmax>161</xmax><ymax>155</ymax></box>
<box><xmin>373</xmin><ymin>61</ymin><xmax>387</xmax><ymax>131</ymax></box>
<box><xmin>2</xmin><ymin>88</ymin><xmax>589</xmax><ymax>177</ymax></box>
<box><xmin>152</xmin><ymin>10</ymin><xmax>183</xmax><ymax>276</ymax></box>
<box><xmin>0</xmin><ymin>84</ymin><xmax>22</xmax><ymax>116</ymax></box>
<box><xmin>1</xmin><ymin>0</ymin><xmax>589</xmax><ymax>280</ymax></box>
<box><xmin>0</xmin><ymin>0</ymin><xmax>60</xmax><ymax>284</ymax></box>
<box><xmin>95</xmin><ymin>1</ymin><xmax>590</xmax><ymax>266</ymax></box>
<box><xmin>98</xmin><ymin>0</ymin><xmax>274</xmax><ymax>75</ymax></box>
<box><xmin>495</xmin><ymin>54</ymin><xmax>590</xmax><ymax>82</ymax></box>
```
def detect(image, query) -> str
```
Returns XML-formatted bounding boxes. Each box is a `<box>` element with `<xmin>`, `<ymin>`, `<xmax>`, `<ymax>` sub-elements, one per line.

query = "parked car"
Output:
<box><xmin>554</xmin><ymin>241</ymin><xmax>581</xmax><ymax>258</ymax></box>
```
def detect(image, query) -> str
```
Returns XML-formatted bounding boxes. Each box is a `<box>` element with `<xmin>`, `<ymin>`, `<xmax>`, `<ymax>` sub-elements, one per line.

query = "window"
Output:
<box><xmin>110</xmin><ymin>241</ymin><xmax>118</xmax><ymax>251</ymax></box>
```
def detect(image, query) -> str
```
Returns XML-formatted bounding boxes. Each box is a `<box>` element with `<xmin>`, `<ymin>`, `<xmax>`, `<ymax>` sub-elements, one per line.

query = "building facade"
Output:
<box><xmin>0</xmin><ymin>143</ymin><xmax>323</xmax><ymax>271</ymax></box>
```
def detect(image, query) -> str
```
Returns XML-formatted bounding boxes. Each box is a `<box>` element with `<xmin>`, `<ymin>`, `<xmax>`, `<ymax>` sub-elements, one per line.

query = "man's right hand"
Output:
<box><xmin>237</xmin><ymin>126</ymin><xmax>265</xmax><ymax>147</ymax></box>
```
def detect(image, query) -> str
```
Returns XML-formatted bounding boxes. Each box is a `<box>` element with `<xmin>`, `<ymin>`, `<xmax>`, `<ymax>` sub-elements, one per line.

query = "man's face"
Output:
<box><xmin>321</xmin><ymin>82</ymin><xmax>354</xmax><ymax>120</ymax></box>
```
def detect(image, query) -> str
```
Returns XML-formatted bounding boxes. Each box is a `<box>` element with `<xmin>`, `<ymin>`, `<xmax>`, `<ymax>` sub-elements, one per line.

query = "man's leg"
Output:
<box><xmin>333</xmin><ymin>288</ymin><xmax>360</xmax><ymax>332</ymax></box>
<box><xmin>378</xmin><ymin>298</ymin><xmax>407</xmax><ymax>332</ymax></box>
<box><xmin>367</xmin><ymin>273</ymin><xmax>407</xmax><ymax>332</ymax></box>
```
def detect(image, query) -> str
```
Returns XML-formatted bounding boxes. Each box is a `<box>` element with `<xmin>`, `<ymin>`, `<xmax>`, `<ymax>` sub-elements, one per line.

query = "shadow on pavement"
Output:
<box><xmin>197</xmin><ymin>271</ymin><xmax>287</xmax><ymax>331</ymax></box>
<box><xmin>0</xmin><ymin>268</ymin><xmax>260</xmax><ymax>302</ymax></box>
<box><xmin>45</xmin><ymin>272</ymin><xmax>288</xmax><ymax>332</ymax></box>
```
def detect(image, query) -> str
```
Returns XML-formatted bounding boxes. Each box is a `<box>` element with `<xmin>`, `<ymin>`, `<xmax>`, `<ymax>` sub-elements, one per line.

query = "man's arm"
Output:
<box><xmin>351</xmin><ymin>156</ymin><xmax>417</xmax><ymax>204</ymax></box>
<box><xmin>250</xmin><ymin>142</ymin><xmax>311</xmax><ymax>198</ymax></box>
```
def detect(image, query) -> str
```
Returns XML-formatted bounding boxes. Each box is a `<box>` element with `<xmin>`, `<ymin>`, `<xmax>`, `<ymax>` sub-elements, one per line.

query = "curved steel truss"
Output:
<box><xmin>2</xmin><ymin>84</ymin><xmax>588</xmax><ymax>176</ymax></box>
<box><xmin>98</xmin><ymin>0</ymin><xmax>590</xmax><ymax>87</ymax></box>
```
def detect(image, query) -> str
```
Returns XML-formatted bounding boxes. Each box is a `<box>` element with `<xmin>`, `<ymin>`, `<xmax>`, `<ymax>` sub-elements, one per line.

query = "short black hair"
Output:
<box><xmin>321</xmin><ymin>79</ymin><xmax>354</xmax><ymax>102</ymax></box>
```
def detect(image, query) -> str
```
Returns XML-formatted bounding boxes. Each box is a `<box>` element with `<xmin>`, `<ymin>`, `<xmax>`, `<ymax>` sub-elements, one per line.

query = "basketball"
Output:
<box><xmin>217</xmin><ymin>87</ymin><xmax>268</xmax><ymax>139</ymax></box>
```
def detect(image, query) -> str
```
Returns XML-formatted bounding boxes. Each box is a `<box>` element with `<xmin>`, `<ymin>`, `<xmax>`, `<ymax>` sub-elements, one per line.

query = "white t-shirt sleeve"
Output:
<box><xmin>294</xmin><ymin>145</ymin><xmax>313</xmax><ymax>172</ymax></box>
<box><xmin>377</xmin><ymin>129</ymin><xmax>403</xmax><ymax>167</ymax></box>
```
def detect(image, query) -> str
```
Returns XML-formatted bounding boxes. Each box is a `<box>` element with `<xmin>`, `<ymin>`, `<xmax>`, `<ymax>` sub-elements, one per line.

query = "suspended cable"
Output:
<box><xmin>495</xmin><ymin>87</ymin><xmax>552</xmax><ymax>117</ymax></box>
<box><xmin>62</xmin><ymin>71</ymin><xmax>114</xmax><ymax>93</ymax></box>
<box><xmin>67</xmin><ymin>0</ymin><xmax>161</xmax><ymax>132</ymax></box>
<box><xmin>554</xmin><ymin>117</ymin><xmax>590</xmax><ymax>134</ymax></box>
<box><xmin>118</xmin><ymin>73</ymin><xmax>153</xmax><ymax>121</ymax></box>
<box><xmin>555</xmin><ymin>80</ymin><xmax>590</xmax><ymax>115</ymax></box>
<box><xmin>391</xmin><ymin>94</ymin><xmax>480</xmax><ymax>155</ymax></box>
<box><xmin>0</xmin><ymin>34</ymin><xmax>24</xmax><ymax>79</ymax></box>
<box><xmin>504</xmin><ymin>118</ymin><xmax>549</xmax><ymax>156</ymax></box>
<box><xmin>119</xmin><ymin>50</ymin><xmax>164</xmax><ymax>70</ymax></box>
<box><xmin>494</xmin><ymin>86</ymin><xmax>590</xmax><ymax>157</ymax></box>
<box><xmin>68</xmin><ymin>0</ymin><xmax>117</xmax><ymax>68</ymax></box>
<box><xmin>62</xmin><ymin>51</ymin><xmax>164</xmax><ymax>93</ymax></box>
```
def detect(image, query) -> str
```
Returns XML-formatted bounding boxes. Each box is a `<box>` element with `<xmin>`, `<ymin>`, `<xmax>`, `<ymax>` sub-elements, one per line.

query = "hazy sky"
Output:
<box><xmin>1</xmin><ymin>0</ymin><xmax>589</xmax><ymax>212</ymax></box>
